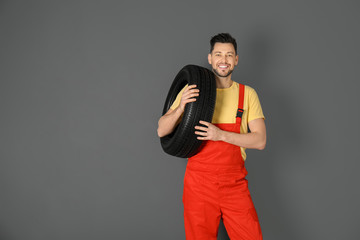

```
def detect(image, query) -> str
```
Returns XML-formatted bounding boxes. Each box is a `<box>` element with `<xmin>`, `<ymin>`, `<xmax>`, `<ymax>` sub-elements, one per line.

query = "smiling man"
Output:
<box><xmin>157</xmin><ymin>33</ymin><xmax>266</xmax><ymax>240</ymax></box>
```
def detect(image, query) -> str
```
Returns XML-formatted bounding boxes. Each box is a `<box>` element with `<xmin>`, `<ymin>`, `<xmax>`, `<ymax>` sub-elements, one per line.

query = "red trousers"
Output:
<box><xmin>183</xmin><ymin>166</ymin><xmax>262</xmax><ymax>240</ymax></box>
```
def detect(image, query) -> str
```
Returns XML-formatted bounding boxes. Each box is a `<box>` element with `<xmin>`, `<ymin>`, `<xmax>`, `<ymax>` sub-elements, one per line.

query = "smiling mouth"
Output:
<box><xmin>218</xmin><ymin>65</ymin><xmax>229</xmax><ymax>69</ymax></box>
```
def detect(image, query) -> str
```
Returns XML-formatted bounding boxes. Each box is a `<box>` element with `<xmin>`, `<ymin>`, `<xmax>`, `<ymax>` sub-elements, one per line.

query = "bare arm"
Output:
<box><xmin>157</xmin><ymin>107</ymin><xmax>183</xmax><ymax>138</ymax></box>
<box><xmin>220</xmin><ymin>118</ymin><xmax>266</xmax><ymax>150</ymax></box>
<box><xmin>157</xmin><ymin>85</ymin><xmax>199</xmax><ymax>138</ymax></box>
<box><xmin>194</xmin><ymin>118</ymin><xmax>266</xmax><ymax>150</ymax></box>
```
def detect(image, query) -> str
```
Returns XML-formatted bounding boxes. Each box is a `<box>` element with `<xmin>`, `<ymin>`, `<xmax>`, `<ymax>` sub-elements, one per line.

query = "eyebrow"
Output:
<box><xmin>213</xmin><ymin>51</ymin><xmax>235</xmax><ymax>54</ymax></box>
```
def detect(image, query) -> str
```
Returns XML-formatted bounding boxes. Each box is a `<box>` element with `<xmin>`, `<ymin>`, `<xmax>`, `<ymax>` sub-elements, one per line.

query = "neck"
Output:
<box><xmin>215</xmin><ymin>76</ymin><xmax>233</xmax><ymax>89</ymax></box>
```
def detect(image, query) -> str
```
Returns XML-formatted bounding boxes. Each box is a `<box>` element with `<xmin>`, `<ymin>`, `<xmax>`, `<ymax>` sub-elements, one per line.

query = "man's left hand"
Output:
<box><xmin>194</xmin><ymin>120</ymin><xmax>223</xmax><ymax>141</ymax></box>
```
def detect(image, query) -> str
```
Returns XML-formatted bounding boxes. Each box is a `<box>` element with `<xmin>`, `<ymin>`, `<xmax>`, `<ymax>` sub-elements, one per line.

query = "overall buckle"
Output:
<box><xmin>236</xmin><ymin>108</ymin><xmax>244</xmax><ymax>118</ymax></box>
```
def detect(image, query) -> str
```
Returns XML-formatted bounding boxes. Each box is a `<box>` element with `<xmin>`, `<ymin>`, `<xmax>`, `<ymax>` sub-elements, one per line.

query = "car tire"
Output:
<box><xmin>160</xmin><ymin>64</ymin><xmax>216</xmax><ymax>158</ymax></box>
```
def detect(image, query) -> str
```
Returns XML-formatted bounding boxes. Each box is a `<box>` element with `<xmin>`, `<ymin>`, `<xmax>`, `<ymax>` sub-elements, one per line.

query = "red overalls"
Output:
<box><xmin>183</xmin><ymin>84</ymin><xmax>262</xmax><ymax>240</ymax></box>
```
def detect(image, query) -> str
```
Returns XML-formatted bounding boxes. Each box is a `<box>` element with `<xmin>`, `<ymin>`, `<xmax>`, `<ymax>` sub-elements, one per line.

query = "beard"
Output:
<box><xmin>212</xmin><ymin>67</ymin><xmax>234</xmax><ymax>78</ymax></box>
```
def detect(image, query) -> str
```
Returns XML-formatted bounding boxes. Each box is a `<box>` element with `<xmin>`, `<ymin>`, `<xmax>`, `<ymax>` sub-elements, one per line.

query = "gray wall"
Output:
<box><xmin>1</xmin><ymin>0</ymin><xmax>359</xmax><ymax>239</ymax></box>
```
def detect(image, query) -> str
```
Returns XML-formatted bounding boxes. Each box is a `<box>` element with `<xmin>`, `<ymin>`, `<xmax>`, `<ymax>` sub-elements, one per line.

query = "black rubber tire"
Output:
<box><xmin>160</xmin><ymin>64</ymin><xmax>216</xmax><ymax>158</ymax></box>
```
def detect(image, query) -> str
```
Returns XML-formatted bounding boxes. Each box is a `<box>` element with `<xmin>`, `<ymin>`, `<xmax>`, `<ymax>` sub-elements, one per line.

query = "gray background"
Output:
<box><xmin>1</xmin><ymin>0</ymin><xmax>359</xmax><ymax>239</ymax></box>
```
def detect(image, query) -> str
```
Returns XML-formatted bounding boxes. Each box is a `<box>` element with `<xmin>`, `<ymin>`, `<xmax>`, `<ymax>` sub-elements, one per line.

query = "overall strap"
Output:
<box><xmin>236</xmin><ymin>84</ymin><xmax>245</xmax><ymax>127</ymax></box>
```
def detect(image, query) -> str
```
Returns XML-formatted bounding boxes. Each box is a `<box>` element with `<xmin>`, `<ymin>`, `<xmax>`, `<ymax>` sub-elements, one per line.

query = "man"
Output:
<box><xmin>157</xmin><ymin>33</ymin><xmax>266</xmax><ymax>240</ymax></box>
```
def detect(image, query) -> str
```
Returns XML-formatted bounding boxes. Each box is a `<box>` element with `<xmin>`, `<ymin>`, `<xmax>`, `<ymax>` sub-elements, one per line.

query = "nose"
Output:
<box><xmin>221</xmin><ymin>55</ymin><xmax>229</xmax><ymax>63</ymax></box>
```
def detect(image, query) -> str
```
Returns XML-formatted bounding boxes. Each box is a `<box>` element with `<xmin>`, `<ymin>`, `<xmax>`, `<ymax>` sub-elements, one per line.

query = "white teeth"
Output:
<box><xmin>219</xmin><ymin>66</ymin><xmax>228</xmax><ymax>68</ymax></box>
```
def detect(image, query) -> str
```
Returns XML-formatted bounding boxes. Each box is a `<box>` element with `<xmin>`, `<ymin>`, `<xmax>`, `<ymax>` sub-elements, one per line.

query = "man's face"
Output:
<box><xmin>208</xmin><ymin>42</ymin><xmax>239</xmax><ymax>78</ymax></box>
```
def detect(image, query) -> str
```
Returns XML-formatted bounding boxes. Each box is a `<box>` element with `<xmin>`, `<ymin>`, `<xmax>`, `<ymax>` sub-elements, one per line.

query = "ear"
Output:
<box><xmin>208</xmin><ymin>53</ymin><xmax>212</xmax><ymax>65</ymax></box>
<box><xmin>235</xmin><ymin>55</ymin><xmax>239</xmax><ymax>65</ymax></box>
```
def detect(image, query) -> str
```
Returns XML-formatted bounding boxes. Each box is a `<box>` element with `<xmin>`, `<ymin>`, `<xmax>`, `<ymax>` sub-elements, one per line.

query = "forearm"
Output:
<box><xmin>219</xmin><ymin>131</ymin><xmax>266</xmax><ymax>150</ymax></box>
<box><xmin>157</xmin><ymin>107</ymin><xmax>183</xmax><ymax>137</ymax></box>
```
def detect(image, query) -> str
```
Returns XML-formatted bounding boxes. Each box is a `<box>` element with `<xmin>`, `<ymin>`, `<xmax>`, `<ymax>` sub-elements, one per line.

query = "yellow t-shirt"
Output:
<box><xmin>169</xmin><ymin>81</ymin><xmax>265</xmax><ymax>161</ymax></box>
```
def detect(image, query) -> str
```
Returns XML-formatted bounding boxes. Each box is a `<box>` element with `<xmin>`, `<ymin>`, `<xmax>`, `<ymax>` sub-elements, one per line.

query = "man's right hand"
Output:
<box><xmin>178</xmin><ymin>84</ymin><xmax>200</xmax><ymax>112</ymax></box>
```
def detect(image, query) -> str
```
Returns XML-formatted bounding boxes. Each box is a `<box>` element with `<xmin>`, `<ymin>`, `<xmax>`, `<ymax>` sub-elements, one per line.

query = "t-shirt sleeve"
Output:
<box><xmin>169</xmin><ymin>84</ymin><xmax>188</xmax><ymax>110</ymax></box>
<box><xmin>248</xmin><ymin>87</ymin><xmax>265</xmax><ymax>122</ymax></box>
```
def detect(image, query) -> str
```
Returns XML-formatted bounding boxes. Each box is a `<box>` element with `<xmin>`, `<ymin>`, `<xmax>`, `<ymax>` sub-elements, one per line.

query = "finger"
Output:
<box><xmin>181</xmin><ymin>96</ymin><xmax>198</xmax><ymax>104</ymax></box>
<box><xmin>183</xmin><ymin>93</ymin><xmax>199</xmax><ymax>101</ymax></box>
<box><xmin>186</xmin><ymin>85</ymin><xmax>197</xmax><ymax>90</ymax></box>
<box><xmin>186</xmin><ymin>87</ymin><xmax>199</xmax><ymax>92</ymax></box>
<box><xmin>197</xmin><ymin>136</ymin><xmax>208</xmax><ymax>140</ymax></box>
<box><xmin>184</xmin><ymin>87</ymin><xmax>199</xmax><ymax>94</ymax></box>
<box><xmin>194</xmin><ymin>126</ymin><xmax>208</xmax><ymax>131</ymax></box>
<box><xmin>182</xmin><ymin>91</ymin><xmax>199</xmax><ymax>98</ymax></box>
<box><xmin>181</xmin><ymin>92</ymin><xmax>198</xmax><ymax>99</ymax></box>
<box><xmin>199</xmin><ymin>120</ymin><xmax>210</xmax><ymax>126</ymax></box>
<box><xmin>183</xmin><ymin>98</ymin><xmax>196</xmax><ymax>103</ymax></box>
<box><xmin>194</xmin><ymin>131</ymin><xmax>207</xmax><ymax>136</ymax></box>
<box><xmin>184</xmin><ymin>91</ymin><xmax>199</xmax><ymax>96</ymax></box>
<box><xmin>187</xmin><ymin>93</ymin><xmax>199</xmax><ymax>98</ymax></box>
<box><xmin>189</xmin><ymin>88</ymin><xmax>200</xmax><ymax>93</ymax></box>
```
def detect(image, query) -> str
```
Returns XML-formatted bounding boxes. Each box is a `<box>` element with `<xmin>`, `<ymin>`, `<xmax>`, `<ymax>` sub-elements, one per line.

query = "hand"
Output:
<box><xmin>179</xmin><ymin>85</ymin><xmax>199</xmax><ymax>112</ymax></box>
<box><xmin>194</xmin><ymin>120</ymin><xmax>224</xmax><ymax>141</ymax></box>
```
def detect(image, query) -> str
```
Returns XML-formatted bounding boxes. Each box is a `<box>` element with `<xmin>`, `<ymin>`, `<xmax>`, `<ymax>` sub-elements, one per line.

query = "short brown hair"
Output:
<box><xmin>210</xmin><ymin>33</ymin><xmax>237</xmax><ymax>55</ymax></box>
